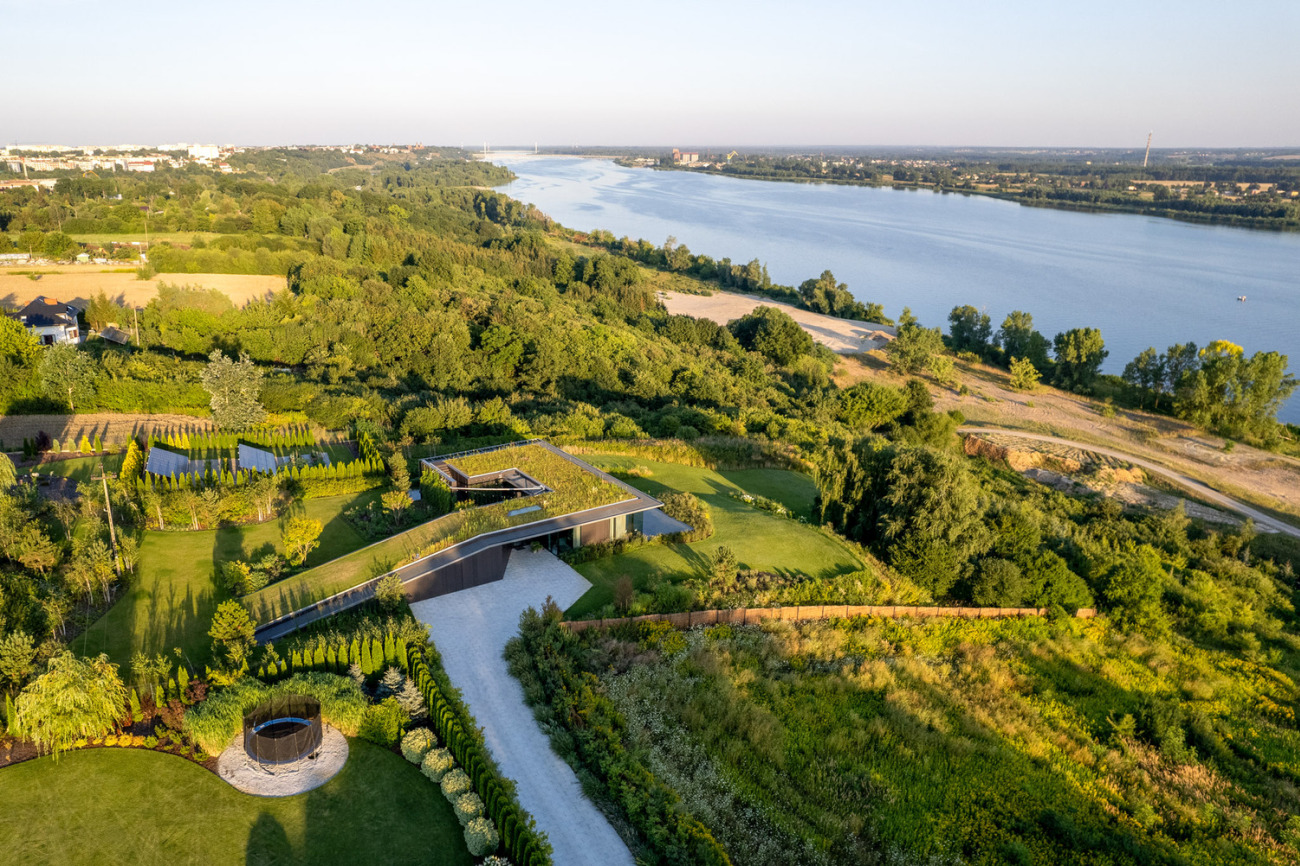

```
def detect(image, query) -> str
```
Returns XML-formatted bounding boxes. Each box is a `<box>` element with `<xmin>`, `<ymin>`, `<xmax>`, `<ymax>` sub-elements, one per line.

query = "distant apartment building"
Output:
<box><xmin>8</xmin><ymin>296</ymin><xmax>82</xmax><ymax>345</ymax></box>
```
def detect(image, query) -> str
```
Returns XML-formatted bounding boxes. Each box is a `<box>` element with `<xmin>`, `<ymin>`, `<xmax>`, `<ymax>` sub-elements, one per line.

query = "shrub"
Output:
<box><xmin>421</xmin><ymin>747</ymin><xmax>455</xmax><ymax>783</ymax></box>
<box><xmin>453</xmin><ymin>791</ymin><xmax>484</xmax><ymax>825</ymax></box>
<box><xmin>660</xmin><ymin>492</ymin><xmax>713</xmax><ymax>542</ymax></box>
<box><xmin>463</xmin><ymin>816</ymin><xmax>500</xmax><ymax>857</ymax></box>
<box><xmin>440</xmin><ymin>767</ymin><xmax>472</xmax><ymax>800</ymax></box>
<box><xmin>375</xmin><ymin>572</ymin><xmax>404</xmax><ymax>611</ymax></box>
<box><xmin>144</xmin><ymin>735</ymin><xmax>159</xmax><ymax>748</ymax></box>
<box><xmin>358</xmin><ymin>697</ymin><xmax>406</xmax><ymax>747</ymax></box>
<box><xmin>401</xmin><ymin>727</ymin><xmax>437</xmax><ymax>764</ymax></box>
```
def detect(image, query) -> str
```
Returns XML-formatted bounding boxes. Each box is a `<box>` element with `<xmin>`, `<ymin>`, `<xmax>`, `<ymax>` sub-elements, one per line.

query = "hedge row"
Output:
<box><xmin>147</xmin><ymin>424</ymin><xmax>316</xmax><ymax>452</ymax></box>
<box><xmin>22</xmin><ymin>434</ymin><xmax>103</xmax><ymax>457</ymax></box>
<box><xmin>139</xmin><ymin>454</ymin><xmax>384</xmax><ymax>491</ymax></box>
<box><xmin>256</xmin><ymin>634</ymin><xmax>405</xmax><ymax>681</ymax></box>
<box><xmin>405</xmin><ymin>644</ymin><xmax>553</xmax><ymax>866</ymax></box>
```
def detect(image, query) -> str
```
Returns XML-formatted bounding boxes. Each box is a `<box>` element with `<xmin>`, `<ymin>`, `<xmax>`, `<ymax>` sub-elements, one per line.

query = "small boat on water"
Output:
<box><xmin>1237</xmin><ymin>295</ymin><xmax>1247</xmax><ymax>301</ymax></box>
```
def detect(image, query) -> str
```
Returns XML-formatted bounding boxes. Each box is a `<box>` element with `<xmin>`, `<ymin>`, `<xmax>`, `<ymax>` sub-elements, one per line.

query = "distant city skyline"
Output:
<box><xmin>4</xmin><ymin>0</ymin><xmax>1298</xmax><ymax>148</ymax></box>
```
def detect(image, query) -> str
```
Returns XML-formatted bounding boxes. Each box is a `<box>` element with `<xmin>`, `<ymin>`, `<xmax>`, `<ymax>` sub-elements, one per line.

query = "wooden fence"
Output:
<box><xmin>563</xmin><ymin>604</ymin><xmax>1097</xmax><ymax>633</ymax></box>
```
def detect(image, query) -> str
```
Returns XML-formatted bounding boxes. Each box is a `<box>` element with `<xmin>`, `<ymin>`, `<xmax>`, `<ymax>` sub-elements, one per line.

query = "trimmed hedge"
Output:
<box><xmin>406</xmin><ymin>644</ymin><xmax>553</xmax><ymax>866</ymax></box>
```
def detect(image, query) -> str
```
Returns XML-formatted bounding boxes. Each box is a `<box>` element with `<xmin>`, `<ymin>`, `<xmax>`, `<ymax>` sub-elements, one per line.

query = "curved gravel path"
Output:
<box><xmin>960</xmin><ymin>427</ymin><xmax>1300</xmax><ymax>538</ymax></box>
<box><xmin>409</xmin><ymin>549</ymin><xmax>635</xmax><ymax>866</ymax></box>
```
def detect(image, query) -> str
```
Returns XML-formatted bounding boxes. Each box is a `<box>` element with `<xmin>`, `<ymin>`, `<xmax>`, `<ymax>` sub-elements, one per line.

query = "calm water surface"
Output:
<box><xmin>493</xmin><ymin>155</ymin><xmax>1300</xmax><ymax>422</ymax></box>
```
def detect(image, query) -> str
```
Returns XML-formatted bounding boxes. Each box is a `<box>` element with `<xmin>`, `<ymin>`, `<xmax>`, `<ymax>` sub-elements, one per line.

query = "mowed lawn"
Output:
<box><xmin>0</xmin><ymin>742</ymin><xmax>473</xmax><ymax>866</ymax></box>
<box><xmin>77</xmin><ymin>492</ymin><xmax>376</xmax><ymax>668</ymax></box>
<box><xmin>568</xmin><ymin>458</ymin><xmax>863</xmax><ymax>617</ymax></box>
<box><xmin>22</xmin><ymin>452</ymin><xmax>126</xmax><ymax>483</ymax></box>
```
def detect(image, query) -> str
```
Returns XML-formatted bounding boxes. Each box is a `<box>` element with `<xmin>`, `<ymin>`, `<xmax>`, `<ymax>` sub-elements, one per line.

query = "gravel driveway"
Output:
<box><xmin>409</xmin><ymin>549</ymin><xmax>635</xmax><ymax>866</ymax></box>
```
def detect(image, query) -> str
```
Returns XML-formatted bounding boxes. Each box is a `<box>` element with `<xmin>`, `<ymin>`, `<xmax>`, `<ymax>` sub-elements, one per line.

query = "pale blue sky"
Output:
<box><xmin>4</xmin><ymin>0</ymin><xmax>1297</xmax><ymax>146</ymax></box>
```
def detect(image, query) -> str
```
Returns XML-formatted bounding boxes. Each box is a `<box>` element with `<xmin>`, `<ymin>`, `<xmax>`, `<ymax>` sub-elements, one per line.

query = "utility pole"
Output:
<box><xmin>95</xmin><ymin>459</ymin><xmax>123</xmax><ymax>577</ymax></box>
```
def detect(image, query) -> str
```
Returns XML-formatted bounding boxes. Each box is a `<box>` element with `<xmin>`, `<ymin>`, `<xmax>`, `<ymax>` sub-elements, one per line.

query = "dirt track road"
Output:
<box><xmin>962</xmin><ymin>427</ymin><xmax>1300</xmax><ymax>538</ymax></box>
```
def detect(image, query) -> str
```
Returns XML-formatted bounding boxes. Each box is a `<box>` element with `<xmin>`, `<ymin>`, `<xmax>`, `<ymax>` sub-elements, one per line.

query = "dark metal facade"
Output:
<box><xmin>402</xmin><ymin>544</ymin><xmax>513</xmax><ymax>603</ymax></box>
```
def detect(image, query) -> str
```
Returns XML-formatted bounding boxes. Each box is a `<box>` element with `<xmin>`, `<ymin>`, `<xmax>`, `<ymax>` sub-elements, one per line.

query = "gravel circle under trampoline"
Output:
<box><xmin>216</xmin><ymin>725</ymin><xmax>348</xmax><ymax>797</ymax></box>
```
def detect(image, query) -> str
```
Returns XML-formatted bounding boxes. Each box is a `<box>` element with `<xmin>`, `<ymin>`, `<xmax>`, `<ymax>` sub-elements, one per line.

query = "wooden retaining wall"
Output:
<box><xmin>563</xmin><ymin>605</ymin><xmax>1097</xmax><ymax>633</ymax></box>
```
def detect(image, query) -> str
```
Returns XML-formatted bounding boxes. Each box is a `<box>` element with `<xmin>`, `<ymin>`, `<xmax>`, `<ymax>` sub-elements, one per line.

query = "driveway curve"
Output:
<box><xmin>960</xmin><ymin>427</ymin><xmax>1300</xmax><ymax>539</ymax></box>
<box><xmin>409</xmin><ymin>549</ymin><xmax>635</xmax><ymax>866</ymax></box>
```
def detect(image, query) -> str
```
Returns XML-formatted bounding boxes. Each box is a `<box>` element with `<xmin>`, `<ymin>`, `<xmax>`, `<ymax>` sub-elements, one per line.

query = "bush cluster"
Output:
<box><xmin>506</xmin><ymin>604</ymin><xmax>731</xmax><ymax>865</ymax></box>
<box><xmin>400</xmin><ymin>728</ymin><xmax>437</xmax><ymax>764</ymax></box>
<box><xmin>405</xmin><ymin>645</ymin><xmax>552</xmax><ymax>865</ymax></box>
<box><xmin>421</xmin><ymin>748</ymin><xmax>455</xmax><ymax>783</ymax></box>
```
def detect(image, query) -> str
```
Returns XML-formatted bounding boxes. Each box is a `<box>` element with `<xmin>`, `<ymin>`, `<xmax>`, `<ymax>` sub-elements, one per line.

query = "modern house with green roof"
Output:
<box><xmin>252</xmin><ymin>441</ymin><xmax>664</xmax><ymax>642</ymax></box>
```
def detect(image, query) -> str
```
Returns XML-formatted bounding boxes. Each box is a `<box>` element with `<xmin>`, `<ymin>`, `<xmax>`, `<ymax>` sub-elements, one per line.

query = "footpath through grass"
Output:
<box><xmin>78</xmin><ymin>492</ymin><xmax>374</xmax><ymax>668</ymax></box>
<box><xmin>0</xmin><ymin>741</ymin><xmax>474</xmax><ymax>866</ymax></box>
<box><xmin>568</xmin><ymin>457</ymin><xmax>863</xmax><ymax>618</ymax></box>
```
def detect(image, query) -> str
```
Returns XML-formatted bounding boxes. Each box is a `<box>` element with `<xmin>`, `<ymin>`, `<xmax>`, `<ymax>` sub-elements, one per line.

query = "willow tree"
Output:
<box><xmin>16</xmin><ymin>652</ymin><xmax>126</xmax><ymax>755</ymax></box>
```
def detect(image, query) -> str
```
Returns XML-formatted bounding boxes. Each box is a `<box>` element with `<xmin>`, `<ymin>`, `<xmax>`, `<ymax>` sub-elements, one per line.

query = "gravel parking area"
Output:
<box><xmin>409</xmin><ymin>549</ymin><xmax>635</xmax><ymax>866</ymax></box>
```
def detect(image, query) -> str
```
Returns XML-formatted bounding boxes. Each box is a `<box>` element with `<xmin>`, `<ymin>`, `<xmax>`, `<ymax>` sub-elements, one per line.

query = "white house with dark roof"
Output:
<box><xmin>8</xmin><ymin>296</ymin><xmax>82</xmax><ymax>345</ymax></box>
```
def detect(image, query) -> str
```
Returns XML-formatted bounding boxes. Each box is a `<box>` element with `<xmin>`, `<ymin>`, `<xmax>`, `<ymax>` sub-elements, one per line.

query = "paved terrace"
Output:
<box><xmin>253</xmin><ymin>441</ymin><xmax>661</xmax><ymax>643</ymax></box>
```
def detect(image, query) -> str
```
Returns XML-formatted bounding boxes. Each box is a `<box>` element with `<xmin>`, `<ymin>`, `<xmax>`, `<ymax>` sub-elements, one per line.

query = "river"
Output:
<box><xmin>491</xmin><ymin>154</ymin><xmax>1300</xmax><ymax>423</ymax></box>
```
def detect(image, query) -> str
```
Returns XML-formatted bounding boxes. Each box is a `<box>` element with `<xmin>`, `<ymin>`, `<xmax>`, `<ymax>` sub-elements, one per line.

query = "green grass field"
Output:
<box><xmin>23</xmin><ymin>453</ymin><xmax>125</xmax><ymax>484</ymax></box>
<box><xmin>567</xmin><ymin>458</ymin><xmax>863</xmax><ymax>618</ymax></box>
<box><xmin>0</xmin><ymin>741</ymin><xmax>473</xmax><ymax>866</ymax></box>
<box><xmin>77</xmin><ymin>492</ymin><xmax>376</xmax><ymax>668</ymax></box>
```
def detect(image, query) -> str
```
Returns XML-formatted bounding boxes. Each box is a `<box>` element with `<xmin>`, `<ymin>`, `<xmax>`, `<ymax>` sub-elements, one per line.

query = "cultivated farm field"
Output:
<box><xmin>0</xmin><ymin>270</ymin><xmax>285</xmax><ymax>309</ymax></box>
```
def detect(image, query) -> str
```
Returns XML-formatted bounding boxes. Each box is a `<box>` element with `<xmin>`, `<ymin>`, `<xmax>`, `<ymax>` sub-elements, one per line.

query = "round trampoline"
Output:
<box><xmin>243</xmin><ymin>695</ymin><xmax>323</xmax><ymax>765</ymax></box>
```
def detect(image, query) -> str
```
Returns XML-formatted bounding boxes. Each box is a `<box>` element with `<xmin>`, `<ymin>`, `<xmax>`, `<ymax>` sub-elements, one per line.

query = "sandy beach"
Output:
<box><xmin>658</xmin><ymin>289</ymin><xmax>895</xmax><ymax>354</ymax></box>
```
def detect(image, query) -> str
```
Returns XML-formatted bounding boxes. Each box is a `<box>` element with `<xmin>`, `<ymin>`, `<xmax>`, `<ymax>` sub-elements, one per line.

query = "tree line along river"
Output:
<box><xmin>491</xmin><ymin>154</ymin><xmax>1300</xmax><ymax>424</ymax></box>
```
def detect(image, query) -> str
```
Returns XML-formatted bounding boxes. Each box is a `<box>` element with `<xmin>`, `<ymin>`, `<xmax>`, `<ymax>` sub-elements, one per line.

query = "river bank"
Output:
<box><xmin>647</xmin><ymin>164</ymin><xmax>1300</xmax><ymax>232</ymax></box>
<box><xmin>494</xmin><ymin>154</ymin><xmax>1300</xmax><ymax>423</ymax></box>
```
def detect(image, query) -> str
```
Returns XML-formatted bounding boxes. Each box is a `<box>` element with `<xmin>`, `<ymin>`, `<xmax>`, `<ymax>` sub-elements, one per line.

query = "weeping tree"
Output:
<box><xmin>16</xmin><ymin>652</ymin><xmax>127</xmax><ymax>755</ymax></box>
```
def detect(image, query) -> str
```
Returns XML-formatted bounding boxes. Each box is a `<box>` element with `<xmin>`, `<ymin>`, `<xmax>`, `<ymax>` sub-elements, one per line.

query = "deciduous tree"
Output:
<box><xmin>16</xmin><ymin>652</ymin><xmax>127</xmax><ymax>755</ymax></box>
<box><xmin>281</xmin><ymin>516</ymin><xmax>323</xmax><ymax>566</ymax></box>
<box><xmin>200</xmin><ymin>350</ymin><xmax>265</xmax><ymax>430</ymax></box>
<box><xmin>1052</xmin><ymin>327</ymin><xmax>1108</xmax><ymax>392</ymax></box>
<box><xmin>947</xmin><ymin>305</ymin><xmax>992</xmax><ymax>355</ymax></box>
<box><xmin>1008</xmin><ymin>356</ymin><xmax>1040</xmax><ymax>391</ymax></box>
